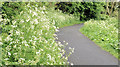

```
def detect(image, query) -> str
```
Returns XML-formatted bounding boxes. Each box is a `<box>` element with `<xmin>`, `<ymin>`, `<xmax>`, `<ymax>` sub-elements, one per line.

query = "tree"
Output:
<box><xmin>106</xmin><ymin>0</ymin><xmax>118</xmax><ymax>17</ymax></box>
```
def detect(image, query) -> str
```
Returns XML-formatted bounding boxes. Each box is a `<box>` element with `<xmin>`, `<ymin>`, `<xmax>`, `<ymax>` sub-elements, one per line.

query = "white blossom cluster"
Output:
<box><xmin>1</xmin><ymin>3</ymin><xmax>74</xmax><ymax>65</ymax></box>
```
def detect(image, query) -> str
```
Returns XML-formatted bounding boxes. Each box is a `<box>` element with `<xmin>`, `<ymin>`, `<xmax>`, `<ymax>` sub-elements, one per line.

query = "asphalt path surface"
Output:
<box><xmin>56</xmin><ymin>23</ymin><xmax>118</xmax><ymax>65</ymax></box>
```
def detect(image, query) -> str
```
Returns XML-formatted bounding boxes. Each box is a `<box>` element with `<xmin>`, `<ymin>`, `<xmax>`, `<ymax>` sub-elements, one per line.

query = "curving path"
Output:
<box><xmin>56</xmin><ymin>23</ymin><xmax>118</xmax><ymax>65</ymax></box>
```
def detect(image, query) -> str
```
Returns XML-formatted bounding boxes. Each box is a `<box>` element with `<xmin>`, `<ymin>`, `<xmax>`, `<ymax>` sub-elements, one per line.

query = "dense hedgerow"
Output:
<box><xmin>80</xmin><ymin>18</ymin><xmax>118</xmax><ymax>59</ymax></box>
<box><xmin>0</xmin><ymin>3</ymin><xmax>74</xmax><ymax>65</ymax></box>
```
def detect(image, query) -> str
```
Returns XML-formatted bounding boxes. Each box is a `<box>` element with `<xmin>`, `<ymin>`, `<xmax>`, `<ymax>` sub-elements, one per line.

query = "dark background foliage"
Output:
<box><xmin>55</xmin><ymin>2</ymin><xmax>108</xmax><ymax>21</ymax></box>
<box><xmin>2</xmin><ymin>2</ymin><xmax>119</xmax><ymax>21</ymax></box>
<box><xmin>2</xmin><ymin>2</ymin><xmax>26</xmax><ymax>20</ymax></box>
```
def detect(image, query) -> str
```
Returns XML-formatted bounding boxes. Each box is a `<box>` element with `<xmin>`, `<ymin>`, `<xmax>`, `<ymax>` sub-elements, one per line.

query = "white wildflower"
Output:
<box><xmin>59</xmin><ymin>62</ymin><xmax>62</xmax><ymax>64</ymax></box>
<box><xmin>34</xmin><ymin>37</ymin><xmax>37</xmax><ymax>40</ymax></box>
<box><xmin>34</xmin><ymin>19</ymin><xmax>39</xmax><ymax>24</ymax></box>
<box><xmin>62</xmin><ymin>49</ymin><xmax>64</xmax><ymax>52</ymax></box>
<box><xmin>56</xmin><ymin>29</ymin><xmax>59</xmax><ymax>32</ymax></box>
<box><xmin>53</xmin><ymin>26</ymin><xmax>56</xmax><ymax>28</ymax></box>
<box><xmin>26</xmin><ymin>19</ymin><xmax>30</xmax><ymax>22</ymax></box>
<box><xmin>33</xmin><ymin>12</ymin><xmax>38</xmax><ymax>16</ymax></box>
<box><xmin>66</xmin><ymin>43</ymin><xmax>68</xmax><ymax>45</ymax></box>
<box><xmin>65</xmin><ymin>57</ymin><xmax>68</xmax><ymax>60</ymax></box>
<box><xmin>11</xmin><ymin>25</ymin><xmax>17</xmax><ymax>28</ymax></box>
<box><xmin>5</xmin><ymin>36</ymin><xmax>10</xmax><ymax>41</ymax></box>
<box><xmin>29</xmin><ymin>10</ymin><xmax>32</xmax><ymax>13</ymax></box>
<box><xmin>56</xmin><ymin>37</ymin><xmax>58</xmax><ymax>40</ymax></box>
<box><xmin>19</xmin><ymin>58</ymin><xmax>25</xmax><ymax>61</ymax></box>
<box><xmin>53</xmin><ymin>34</ymin><xmax>57</xmax><ymax>36</ymax></box>
<box><xmin>36</xmin><ymin>52</ymin><xmax>40</xmax><ymax>54</ymax></box>
<box><xmin>16</xmin><ymin>31</ymin><xmax>20</xmax><ymax>35</ymax></box>
<box><xmin>72</xmin><ymin>48</ymin><xmax>75</xmax><ymax>53</ymax></box>
<box><xmin>32</xmin><ymin>46</ymin><xmax>35</xmax><ymax>49</ymax></box>
<box><xmin>41</xmin><ymin>11</ymin><xmax>44</xmax><ymax>14</ymax></box>
<box><xmin>20</xmin><ymin>11</ymin><xmax>23</xmax><ymax>15</ymax></box>
<box><xmin>43</xmin><ymin>6</ymin><xmax>46</xmax><ymax>10</ymax></box>
<box><xmin>0</xmin><ymin>42</ymin><xmax>3</xmax><ymax>45</ymax></box>
<box><xmin>47</xmin><ymin>54</ymin><xmax>51</xmax><ymax>60</ymax></box>
<box><xmin>47</xmin><ymin>62</ymin><xmax>49</xmax><ymax>64</ymax></box>
<box><xmin>58</xmin><ymin>47</ymin><xmax>61</xmax><ymax>50</ymax></box>
<box><xmin>31</xmin><ymin>25</ymin><xmax>34</xmax><ymax>29</ymax></box>
<box><xmin>63</xmin><ymin>40</ymin><xmax>65</xmax><ymax>42</ymax></box>
<box><xmin>25</xmin><ymin>44</ymin><xmax>29</xmax><ymax>47</ymax></box>
<box><xmin>12</xmin><ymin>20</ymin><xmax>16</xmax><ymax>25</ymax></box>
<box><xmin>22</xmin><ymin>40</ymin><xmax>27</xmax><ymax>44</ymax></box>
<box><xmin>41</xmin><ymin>49</ymin><xmax>43</xmax><ymax>51</ymax></box>
<box><xmin>4</xmin><ymin>58</ymin><xmax>9</xmax><ymax>60</ymax></box>
<box><xmin>13</xmin><ymin>53</ymin><xmax>17</xmax><ymax>55</ymax></box>
<box><xmin>20</xmin><ymin>20</ymin><xmax>24</xmax><ymax>23</ymax></box>
<box><xmin>69</xmin><ymin>47</ymin><xmax>72</xmax><ymax>50</ymax></box>
<box><xmin>8</xmin><ymin>52</ymin><xmax>11</xmax><ymax>56</ymax></box>
<box><xmin>0</xmin><ymin>37</ymin><xmax>2</xmax><ymax>41</ymax></box>
<box><xmin>13</xmin><ymin>45</ymin><xmax>16</xmax><ymax>48</ymax></box>
<box><xmin>71</xmin><ymin>63</ymin><xmax>74</xmax><ymax>65</ymax></box>
<box><xmin>29</xmin><ymin>39</ymin><xmax>32</xmax><ymax>42</ymax></box>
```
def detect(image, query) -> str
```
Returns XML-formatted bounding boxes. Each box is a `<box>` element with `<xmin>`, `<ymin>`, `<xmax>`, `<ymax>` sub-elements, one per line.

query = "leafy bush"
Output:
<box><xmin>55</xmin><ymin>2</ymin><xmax>107</xmax><ymax>20</ymax></box>
<box><xmin>2</xmin><ymin>2</ymin><xmax>26</xmax><ymax>20</ymax></box>
<box><xmin>80</xmin><ymin>18</ymin><xmax>118</xmax><ymax>59</ymax></box>
<box><xmin>2</xmin><ymin>2</ymin><xmax>56</xmax><ymax>20</ymax></box>
<box><xmin>1</xmin><ymin>3</ymin><xmax>74</xmax><ymax>65</ymax></box>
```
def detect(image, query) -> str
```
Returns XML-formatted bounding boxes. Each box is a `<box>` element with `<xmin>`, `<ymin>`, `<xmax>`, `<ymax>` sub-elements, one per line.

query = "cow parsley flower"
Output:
<box><xmin>33</xmin><ymin>12</ymin><xmax>38</xmax><ymax>16</ymax></box>
<box><xmin>25</xmin><ymin>44</ymin><xmax>29</xmax><ymax>47</ymax></box>
<box><xmin>0</xmin><ymin>42</ymin><xmax>3</xmax><ymax>45</ymax></box>
<box><xmin>8</xmin><ymin>52</ymin><xmax>11</xmax><ymax>56</ymax></box>
<box><xmin>71</xmin><ymin>63</ymin><xmax>74</xmax><ymax>65</ymax></box>
<box><xmin>4</xmin><ymin>58</ymin><xmax>9</xmax><ymax>60</ymax></box>
<box><xmin>34</xmin><ymin>19</ymin><xmax>39</xmax><ymax>24</ymax></box>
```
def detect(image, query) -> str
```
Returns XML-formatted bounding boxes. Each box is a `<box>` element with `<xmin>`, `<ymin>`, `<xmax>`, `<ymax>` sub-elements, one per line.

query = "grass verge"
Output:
<box><xmin>80</xmin><ymin>18</ymin><xmax>119</xmax><ymax>59</ymax></box>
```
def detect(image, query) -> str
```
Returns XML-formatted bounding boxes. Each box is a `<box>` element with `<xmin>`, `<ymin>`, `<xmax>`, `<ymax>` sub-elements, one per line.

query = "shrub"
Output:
<box><xmin>2</xmin><ymin>2</ymin><xmax>26</xmax><ymax>20</ymax></box>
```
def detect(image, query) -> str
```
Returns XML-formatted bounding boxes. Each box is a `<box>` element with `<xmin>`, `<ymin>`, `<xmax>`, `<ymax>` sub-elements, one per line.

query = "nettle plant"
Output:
<box><xmin>0</xmin><ymin>3</ymin><xmax>74</xmax><ymax>65</ymax></box>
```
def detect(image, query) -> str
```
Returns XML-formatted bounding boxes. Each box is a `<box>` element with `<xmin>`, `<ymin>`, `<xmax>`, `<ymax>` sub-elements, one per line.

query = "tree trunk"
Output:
<box><xmin>109</xmin><ymin>2</ymin><xmax>115</xmax><ymax>16</ymax></box>
<box><xmin>106</xmin><ymin>0</ymin><xmax>110</xmax><ymax>16</ymax></box>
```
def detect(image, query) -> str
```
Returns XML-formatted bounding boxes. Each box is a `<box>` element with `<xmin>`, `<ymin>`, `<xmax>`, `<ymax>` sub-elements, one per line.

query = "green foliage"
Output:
<box><xmin>2</xmin><ymin>2</ymin><xmax>26</xmax><ymax>20</ymax></box>
<box><xmin>1</xmin><ymin>2</ymin><xmax>57</xmax><ymax>22</ymax></box>
<box><xmin>55</xmin><ymin>2</ymin><xmax>107</xmax><ymax>21</ymax></box>
<box><xmin>80</xmin><ymin>18</ymin><xmax>118</xmax><ymax>59</ymax></box>
<box><xmin>1</xmin><ymin>3</ymin><xmax>75</xmax><ymax>65</ymax></box>
<box><xmin>46</xmin><ymin>8</ymin><xmax>81</xmax><ymax>28</ymax></box>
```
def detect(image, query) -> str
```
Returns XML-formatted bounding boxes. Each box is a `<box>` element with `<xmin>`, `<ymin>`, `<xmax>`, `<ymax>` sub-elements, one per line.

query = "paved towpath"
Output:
<box><xmin>56</xmin><ymin>23</ymin><xmax>118</xmax><ymax>65</ymax></box>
